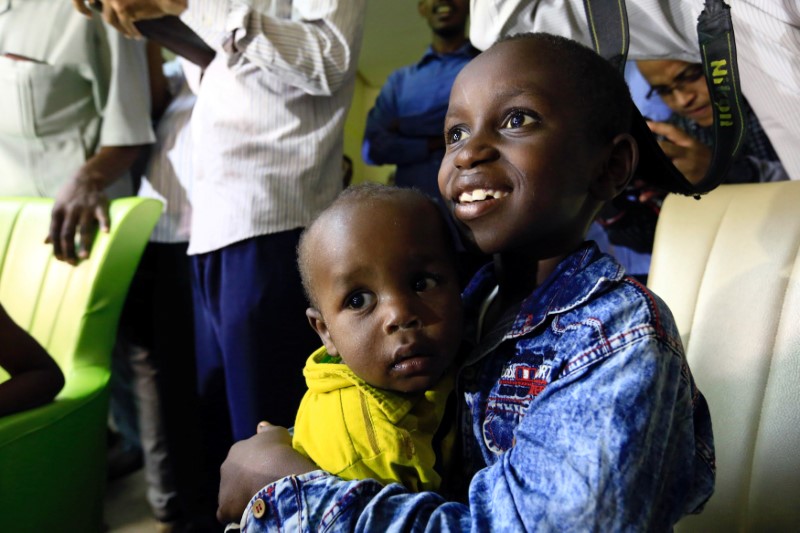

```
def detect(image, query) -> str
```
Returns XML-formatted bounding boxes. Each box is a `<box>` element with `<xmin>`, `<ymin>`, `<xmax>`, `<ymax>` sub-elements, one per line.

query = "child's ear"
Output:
<box><xmin>590</xmin><ymin>133</ymin><xmax>639</xmax><ymax>201</ymax></box>
<box><xmin>306</xmin><ymin>308</ymin><xmax>339</xmax><ymax>356</ymax></box>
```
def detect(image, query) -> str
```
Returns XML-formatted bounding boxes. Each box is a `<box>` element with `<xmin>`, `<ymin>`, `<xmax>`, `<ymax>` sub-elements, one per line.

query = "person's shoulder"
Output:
<box><xmin>593</xmin><ymin>274</ymin><xmax>683</xmax><ymax>350</ymax></box>
<box><xmin>553</xmin><ymin>248</ymin><xmax>682</xmax><ymax>350</ymax></box>
<box><xmin>548</xmin><ymin>271</ymin><xmax>684</xmax><ymax>378</ymax></box>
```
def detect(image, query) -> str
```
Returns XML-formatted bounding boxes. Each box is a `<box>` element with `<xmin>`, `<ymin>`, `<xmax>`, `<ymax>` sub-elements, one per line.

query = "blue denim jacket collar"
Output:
<box><xmin>463</xmin><ymin>241</ymin><xmax>624</xmax><ymax>341</ymax></box>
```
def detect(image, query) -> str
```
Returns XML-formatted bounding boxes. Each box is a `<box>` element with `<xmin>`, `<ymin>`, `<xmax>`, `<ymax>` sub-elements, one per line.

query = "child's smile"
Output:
<box><xmin>453</xmin><ymin>187</ymin><xmax>510</xmax><ymax>221</ymax></box>
<box><xmin>439</xmin><ymin>38</ymin><xmax>609</xmax><ymax>259</ymax></box>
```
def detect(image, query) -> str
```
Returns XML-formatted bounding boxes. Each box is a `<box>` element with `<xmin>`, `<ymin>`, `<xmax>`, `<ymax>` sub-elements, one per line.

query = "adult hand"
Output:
<box><xmin>71</xmin><ymin>0</ymin><xmax>188</xmax><ymax>39</ymax></box>
<box><xmin>217</xmin><ymin>421</ymin><xmax>318</xmax><ymax>523</ymax></box>
<box><xmin>47</xmin><ymin>174</ymin><xmax>110</xmax><ymax>265</ymax></box>
<box><xmin>647</xmin><ymin>121</ymin><xmax>712</xmax><ymax>186</ymax></box>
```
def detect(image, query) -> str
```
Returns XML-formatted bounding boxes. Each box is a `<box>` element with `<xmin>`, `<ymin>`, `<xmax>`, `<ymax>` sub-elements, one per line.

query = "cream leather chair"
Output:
<box><xmin>648</xmin><ymin>181</ymin><xmax>800</xmax><ymax>532</ymax></box>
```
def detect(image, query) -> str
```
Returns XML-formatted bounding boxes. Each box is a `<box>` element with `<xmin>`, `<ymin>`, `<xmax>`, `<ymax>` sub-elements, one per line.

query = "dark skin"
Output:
<box><xmin>47</xmin><ymin>145</ymin><xmax>144</xmax><ymax>264</ymax></box>
<box><xmin>0</xmin><ymin>303</ymin><xmax>64</xmax><ymax>417</ymax></box>
<box><xmin>47</xmin><ymin>42</ymin><xmax>168</xmax><ymax>265</ymax></box>
<box><xmin>217</xmin><ymin>37</ymin><xmax>638</xmax><ymax>523</ymax></box>
<box><xmin>439</xmin><ymin>40</ymin><xmax>636</xmax><ymax>331</ymax></box>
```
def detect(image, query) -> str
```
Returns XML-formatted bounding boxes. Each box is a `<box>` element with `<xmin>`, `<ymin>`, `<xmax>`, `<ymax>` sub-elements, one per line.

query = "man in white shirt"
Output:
<box><xmin>71</xmin><ymin>0</ymin><xmax>367</xmax><ymax>517</ymax></box>
<box><xmin>0</xmin><ymin>0</ymin><xmax>154</xmax><ymax>257</ymax></box>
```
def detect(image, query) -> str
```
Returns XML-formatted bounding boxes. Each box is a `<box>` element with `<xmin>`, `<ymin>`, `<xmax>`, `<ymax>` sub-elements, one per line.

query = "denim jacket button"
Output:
<box><xmin>252</xmin><ymin>498</ymin><xmax>266</xmax><ymax>519</ymax></box>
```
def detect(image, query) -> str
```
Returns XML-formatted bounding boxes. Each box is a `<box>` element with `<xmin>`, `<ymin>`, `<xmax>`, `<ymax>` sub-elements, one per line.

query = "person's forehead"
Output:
<box><xmin>313</xmin><ymin>200</ymin><xmax>448</xmax><ymax>273</ymax></box>
<box><xmin>329</xmin><ymin>198</ymin><xmax>441</xmax><ymax>242</ymax></box>
<box><xmin>465</xmin><ymin>40</ymin><xmax>562</xmax><ymax>81</ymax></box>
<box><xmin>452</xmin><ymin>42</ymin><xmax>570</xmax><ymax>107</ymax></box>
<box><xmin>638</xmin><ymin>60</ymin><xmax>692</xmax><ymax>84</ymax></box>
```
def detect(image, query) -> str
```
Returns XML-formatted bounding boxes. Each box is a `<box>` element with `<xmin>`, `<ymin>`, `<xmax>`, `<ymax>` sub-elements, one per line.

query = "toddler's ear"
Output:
<box><xmin>591</xmin><ymin>133</ymin><xmax>638</xmax><ymax>201</ymax></box>
<box><xmin>306</xmin><ymin>308</ymin><xmax>339</xmax><ymax>356</ymax></box>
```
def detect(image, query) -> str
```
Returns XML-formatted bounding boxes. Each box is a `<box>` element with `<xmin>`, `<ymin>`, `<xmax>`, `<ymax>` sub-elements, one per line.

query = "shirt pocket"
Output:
<box><xmin>0</xmin><ymin>57</ymin><xmax>36</xmax><ymax>137</ymax></box>
<box><xmin>0</xmin><ymin>58</ymin><xmax>95</xmax><ymax>139</ymax></box>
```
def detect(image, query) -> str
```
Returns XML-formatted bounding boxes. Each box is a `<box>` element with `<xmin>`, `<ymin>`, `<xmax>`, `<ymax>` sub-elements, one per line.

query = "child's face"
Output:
<box><xmin>438</xmin><ymin>39</ymin><xmax>608</xmax><ymax>258</ymax></box>
<box><xmin>307</xmin><ymin>198</ymin><xmax>463</xmax><ymax>394</ymax></box>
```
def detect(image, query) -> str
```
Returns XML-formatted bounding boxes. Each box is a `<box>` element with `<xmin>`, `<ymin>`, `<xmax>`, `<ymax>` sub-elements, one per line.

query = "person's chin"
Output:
<box><xmin>687</xmin><ymin>104</ymin><xmax>713</xmax><ymax>127</ymax></box>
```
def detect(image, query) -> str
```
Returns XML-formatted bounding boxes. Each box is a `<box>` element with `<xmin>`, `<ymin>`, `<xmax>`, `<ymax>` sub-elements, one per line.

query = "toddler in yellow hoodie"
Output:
<box><xmin>293</xmin><ymin>183</ymin><xmax>464</xmax><ymax>492</ymax></box>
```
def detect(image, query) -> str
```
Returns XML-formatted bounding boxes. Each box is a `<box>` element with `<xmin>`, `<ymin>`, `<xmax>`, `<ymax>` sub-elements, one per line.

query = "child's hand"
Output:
<box><xmin>217</xmin><ymin>421</ymin><xmax>317</xmax><ymax>523</ymax></box>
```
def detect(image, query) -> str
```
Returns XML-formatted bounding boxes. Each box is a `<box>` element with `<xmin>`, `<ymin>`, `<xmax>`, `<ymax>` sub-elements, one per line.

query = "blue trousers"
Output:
<box><xmin>191</xmin><ymin>229</ymin><xmax>320</xmax><ymax>490</ymax></box>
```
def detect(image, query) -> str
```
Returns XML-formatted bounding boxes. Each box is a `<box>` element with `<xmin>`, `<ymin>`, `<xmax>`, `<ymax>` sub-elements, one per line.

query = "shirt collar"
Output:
<box><xmin>463</xmin><ymin>241</ymin><xmax>626</xmax><ymax>340</ymax></box>
<box><xmin>418</xmin><ymin>41</ymin><xmax>479</xmax><ymax>66</ymax></box>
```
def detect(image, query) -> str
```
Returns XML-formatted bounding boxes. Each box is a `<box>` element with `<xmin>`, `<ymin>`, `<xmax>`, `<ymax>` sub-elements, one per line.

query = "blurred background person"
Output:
<box><xmin>638</xmin><ymin>59</ymin><xmax>789</xmax><ymax>185</ymax></box>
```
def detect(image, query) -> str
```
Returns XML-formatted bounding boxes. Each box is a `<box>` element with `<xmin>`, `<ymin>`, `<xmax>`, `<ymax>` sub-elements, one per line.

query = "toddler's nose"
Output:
<box><xmin>383</xmin><ymin>297</ymin><xmax>422</xmax><ymax>334</ymax></box>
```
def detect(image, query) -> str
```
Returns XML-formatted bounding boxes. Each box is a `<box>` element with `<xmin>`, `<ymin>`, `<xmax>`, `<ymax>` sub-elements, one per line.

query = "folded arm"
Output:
<box><xmin>363</xmin><ymin>77</ymin><xmax>446</xmax><ymax>167</ymax></box>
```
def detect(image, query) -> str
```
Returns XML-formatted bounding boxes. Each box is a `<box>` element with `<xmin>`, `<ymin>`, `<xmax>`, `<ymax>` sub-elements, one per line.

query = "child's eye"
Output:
<box><xmin>412</xmin><ymin>274</ymin><xmax>441</xmax><ymax>292</ymax></box>
<box><xmin>445</xmin><ymin>126</ymin><xmax>470</xmax><ymax>144</ymax></box>
<box><xmin>502</xmin><ymin>110</ymin><xmax>537</xmax><ymax>129</ymax></box>
<box><xmin>345</xmin><ymin>291</ymin><xmax>375</xmax><ymax>310</ymax></box>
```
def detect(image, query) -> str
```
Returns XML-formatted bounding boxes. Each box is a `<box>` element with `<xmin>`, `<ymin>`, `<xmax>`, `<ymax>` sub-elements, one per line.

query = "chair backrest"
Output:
<box><xmin>648</xmin><ymin>181</ymin><xmax>800</xmax><ymax>532</ymax></box>
<box><xmin>0</xmin><ymin>197</ymin><xmax>162</xmax><ymax>382</ymax></box>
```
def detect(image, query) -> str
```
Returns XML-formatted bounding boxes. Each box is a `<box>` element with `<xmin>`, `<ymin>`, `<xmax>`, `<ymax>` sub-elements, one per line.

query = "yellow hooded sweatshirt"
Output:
<box><xmin>292</xmin><ymin>346</ymin><xmax>455</xmax><ymax>492</ymax></box>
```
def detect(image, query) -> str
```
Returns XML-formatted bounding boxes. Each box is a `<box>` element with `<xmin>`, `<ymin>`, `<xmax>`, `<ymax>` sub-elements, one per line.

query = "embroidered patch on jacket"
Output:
<box><xmin>483</xmin><ymin>360</ymin><xmax>552</xmax><ymax>453</ymax></box>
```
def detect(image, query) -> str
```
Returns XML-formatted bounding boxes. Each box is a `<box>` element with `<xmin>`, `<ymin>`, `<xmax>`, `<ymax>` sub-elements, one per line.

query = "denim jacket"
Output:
<box><xmin>240</xmin><ymin>242</ymin><xmax>715</xmax><ymax>532</ymax></box>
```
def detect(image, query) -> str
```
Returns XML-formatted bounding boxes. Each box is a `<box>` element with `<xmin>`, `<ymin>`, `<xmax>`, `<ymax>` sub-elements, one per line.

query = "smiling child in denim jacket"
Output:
<box><xmin>218</xmin><ymin>33</ymin><xmax>715</xmax><ymax>531</ymax></box>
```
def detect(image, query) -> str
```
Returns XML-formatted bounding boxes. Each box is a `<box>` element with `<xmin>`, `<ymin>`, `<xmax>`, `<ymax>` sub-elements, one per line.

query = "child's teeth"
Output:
<box><xmin>458</xmin><ymin>189</ymin><xmax>508</xmax><ymax>203</ymax></box>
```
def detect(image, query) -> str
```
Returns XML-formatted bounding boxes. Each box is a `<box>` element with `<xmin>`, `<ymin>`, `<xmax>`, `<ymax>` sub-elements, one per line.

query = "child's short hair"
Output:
<box><xmin>297</xmin><ymin>183</ymin><xmax>455</xmax><ymax>308</ymax></box>
<box><xmin>499</xmin><ymin>32</ymin><xmax>633</xmax><ymax>145</ymax></box>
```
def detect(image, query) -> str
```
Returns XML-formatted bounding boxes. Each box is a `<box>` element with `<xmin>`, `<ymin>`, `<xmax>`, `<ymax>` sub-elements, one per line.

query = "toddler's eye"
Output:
<box><xmin>446</xmin><ymin>126</ymin><xmax>470</xmax><ymax>144</ymax></box>
<box><xmin>345</xmin><ymin>292</ymin><xmax>374</xmax><ymax>310</ymax></box>
<box><xmin>413</xmin><ymin>275</ymin><xmax>440</xmax><ymax>292</ymax></box>
<box><xmin>503</xmin><ymin>110</ymin><xmax>536</xmax><ymax>129</ymax></box>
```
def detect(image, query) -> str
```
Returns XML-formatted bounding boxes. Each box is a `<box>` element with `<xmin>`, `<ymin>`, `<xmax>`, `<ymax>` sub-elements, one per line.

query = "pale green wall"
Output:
<box><xmin>343</xmin><ymin>74</ymin><xmax>395</xmax><ymax>186</ymax></box>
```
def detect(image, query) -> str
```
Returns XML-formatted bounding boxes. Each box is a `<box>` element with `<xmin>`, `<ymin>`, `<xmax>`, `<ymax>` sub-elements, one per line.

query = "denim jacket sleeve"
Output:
<box><xmin>240</xmin><ymin>330</ymin><xmax>712</xmax><ymax>532</ymax></box>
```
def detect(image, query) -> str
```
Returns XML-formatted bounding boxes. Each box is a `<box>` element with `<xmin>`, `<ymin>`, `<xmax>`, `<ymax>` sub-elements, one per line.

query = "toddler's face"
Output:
<box><xmin>438</xmin><ymin>39</ymin><xmax>606</xmax><ymax>258</ymax></box>
<box><xmin>308</xmin><ymin>198</ymin><xmax>463</xmax><ymax>394</ymax></box>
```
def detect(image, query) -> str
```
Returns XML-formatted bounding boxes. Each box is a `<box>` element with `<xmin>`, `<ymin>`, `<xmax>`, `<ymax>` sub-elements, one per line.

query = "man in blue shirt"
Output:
<box><xmin>362</xmin><ymin>0</ymin><xmax>478</xmax><ymax>205</ymax></box>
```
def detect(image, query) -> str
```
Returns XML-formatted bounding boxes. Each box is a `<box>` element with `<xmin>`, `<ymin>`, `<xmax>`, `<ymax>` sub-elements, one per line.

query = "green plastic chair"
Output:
<box><xmin>0</xmin><ymin>197</ymin><xmax>162</xmax><ymax>532</ymax></box>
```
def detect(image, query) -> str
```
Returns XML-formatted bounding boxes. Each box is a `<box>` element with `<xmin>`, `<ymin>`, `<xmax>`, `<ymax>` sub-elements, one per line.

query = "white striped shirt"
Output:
<box><xmin>181</xmin><ymin>0</ymin><xmax>366</xmax><ymax>255</ymax></box>
<box><xmin>469</xmin><ymin>0</ymin><xmax>800</xmax><ymax>181</ymax></box>
<box><xmin>137</xmin><ymin>60</ymin><xmax>196</xmax><ymax>243</ymax></box>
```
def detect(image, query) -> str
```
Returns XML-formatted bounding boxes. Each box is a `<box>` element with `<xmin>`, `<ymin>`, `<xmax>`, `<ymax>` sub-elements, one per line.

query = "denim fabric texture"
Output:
<box><xmin>241</xmin><ymin>242</ymin><xmax>715</xmax><ymax>532</ymax></box>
